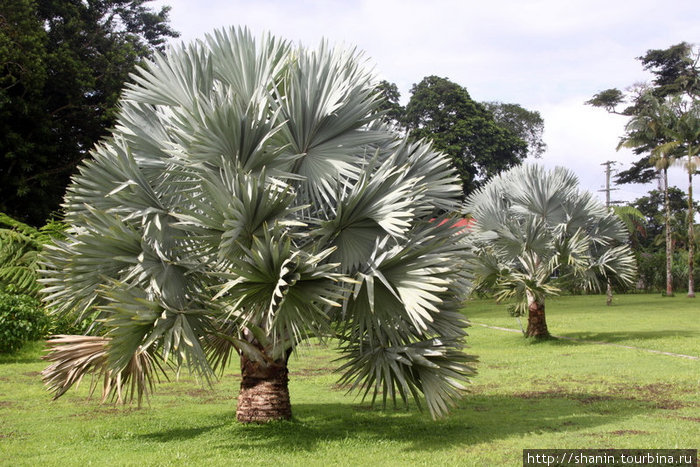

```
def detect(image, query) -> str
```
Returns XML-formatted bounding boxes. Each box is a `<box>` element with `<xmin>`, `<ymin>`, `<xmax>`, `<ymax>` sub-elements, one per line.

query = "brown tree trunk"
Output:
<box><xmin>525</xmin><ymin>296</ymin><xmax>550</xmax><ymax>338</ymax></box>
<box><xmin>606</xmin><ymin>281</ymin><xmax>613</xmax><ymax>306</ymax></box>
<box><xmin>687</xmin><ymin>160</ymin><xmax>695</xmax><ymax>298</ymax></box>
<box><xmin>236</xmin><ymin>352</ymin><xmax>292</xmax><ymax>423</ymax></box>
<box><xmin>663</xmin><ymin>168</ymin><xmax>674</xmax><ymax>297</ymax></box>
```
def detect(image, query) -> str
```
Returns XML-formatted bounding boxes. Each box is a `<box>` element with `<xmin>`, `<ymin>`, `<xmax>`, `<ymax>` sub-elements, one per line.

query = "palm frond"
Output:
<box><xmin>336</xmin><ymin>336</ymin><xmax>477</xmax><ymax>419</ymax></box>
<box><xmin>42</xmin><ymin>335</ymin><xmax>166</xmax><ymax>406</ymax></box>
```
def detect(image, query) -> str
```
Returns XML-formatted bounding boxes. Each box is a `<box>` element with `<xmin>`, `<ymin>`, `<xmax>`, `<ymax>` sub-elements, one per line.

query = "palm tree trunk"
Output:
<box><xmin>664</xmin><ymin>168</ymin><xmax>674</xmax><ymax>296</ymax></box>
<box><xmin>688</xmin><ymin>158</ymin><xmax>695</xmax><ymax>298</ymax></box>
<box><xmin>606</xmin><ymin>280</ymin><xmax>613</xmax><ymax>306</ymax></box>
<box><xmin>236</xmin><ymin>350</ymin><xmax>292</xmax><ymax>423</ymax></box>
<box><xmin>525</xmin><ymin>293</ymin><xmax>550</xmax><ymax>338</ymax></box>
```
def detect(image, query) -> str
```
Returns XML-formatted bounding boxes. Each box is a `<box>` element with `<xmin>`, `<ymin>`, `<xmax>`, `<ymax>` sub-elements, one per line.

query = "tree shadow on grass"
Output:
<box><xmin>138</xmin><ymin>391</ymin><xmax>652</xmax><ymax>453</ymax></box>
<box><xmin>555</xmin><ymin>330</ymin><xmax>698</xmax><ymax>345</ymax></box>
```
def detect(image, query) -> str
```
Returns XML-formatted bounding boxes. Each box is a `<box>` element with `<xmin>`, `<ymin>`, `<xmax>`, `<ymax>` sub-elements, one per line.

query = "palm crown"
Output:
<box><xmin>465</xmin><ymin>164</ymin><xmax>636</xmax><ymax>337</ymax></box>
<box><xmin>40</xmin><ymin>28</ymin><xmax>476</xmax><ymax>421</ymax></box>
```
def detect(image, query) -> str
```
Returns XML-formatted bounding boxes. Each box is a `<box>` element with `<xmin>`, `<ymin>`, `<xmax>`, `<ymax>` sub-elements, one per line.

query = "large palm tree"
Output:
<box><xmin>465</xmin><ymin>164</ymin><xmax>636</xmax><ymax>338</ymax></box>
<box><xmin>39</xmin><ymin>28</ymin><xmax>476</xmax><ymax>422</ymax></box>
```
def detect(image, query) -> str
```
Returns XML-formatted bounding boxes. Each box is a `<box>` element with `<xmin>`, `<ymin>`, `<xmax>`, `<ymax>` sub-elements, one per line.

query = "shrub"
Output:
<box><xmin>0</xmin><ymin>213</ymin><xmax>66</xmax><ymax>296</ymax></box>
<box><xmin>0</xmin><ymin>292</ymin><xmax>50</xmax><ymax>353</ymax></box>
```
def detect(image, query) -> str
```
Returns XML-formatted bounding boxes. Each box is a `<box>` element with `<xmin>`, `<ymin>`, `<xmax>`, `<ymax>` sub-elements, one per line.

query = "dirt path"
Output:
<box><xmin>470</xmin><ymin>322</ymin><xmax>700</xmax><ymax>361</ymax></box>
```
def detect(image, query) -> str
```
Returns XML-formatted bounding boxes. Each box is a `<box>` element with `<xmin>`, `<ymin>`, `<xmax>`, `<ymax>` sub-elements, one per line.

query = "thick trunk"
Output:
<box><xmin>664</xmin><ymin>168</ymin><xmax>674</xmax><ymax>297</ymax></box>
<box><xmin>606</xmin><ymin>281</ymin><xmax>613</xmax><ymax>306</ymax></box>
<box><xmin>525</xmin><ymin>297</ymin><xmax>550</xmax><ymax>338</ymax></box>
<box><xmin>687</xmin><ymin>162</ymin><xmax>695</xmax><ymax>298</ymax></box>
<box><xmin>236</xmin><ymin>352</ymin><xmax>291</xmax><ymax>423</ymax></box>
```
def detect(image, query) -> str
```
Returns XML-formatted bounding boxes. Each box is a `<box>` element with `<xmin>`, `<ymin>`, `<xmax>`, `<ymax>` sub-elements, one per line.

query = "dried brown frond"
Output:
<box><xmin>42</xmin><ymin>335</ymin><xmax>167</xmax><ymax>407</ymax></box>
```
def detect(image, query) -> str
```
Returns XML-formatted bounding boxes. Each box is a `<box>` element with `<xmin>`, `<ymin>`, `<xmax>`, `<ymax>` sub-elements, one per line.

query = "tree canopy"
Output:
<box><xmin>0</xmin><ymin>0</ymin><xmax>178</xmax><ymax>225</ymax></box>
<box><xmin>402</xmin><ymin>76</ymin><xmax>529</xmax><ymax>196</ymax></box>
<box><xmin>483</xmin><ymin>101</ymin><xmax>546</xmax><ymax>159</ymax></box>
<box><xmin>587</xmin><ymin>42</ymin><xmax>699</xmax><ymax>185</ymax></box>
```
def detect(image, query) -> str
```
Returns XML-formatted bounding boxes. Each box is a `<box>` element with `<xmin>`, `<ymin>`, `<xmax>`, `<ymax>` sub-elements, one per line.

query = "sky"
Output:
<box><xmin>151</xmin><ymin>0</ymin><xmax>699</xmax><ymax>204</ymax></box>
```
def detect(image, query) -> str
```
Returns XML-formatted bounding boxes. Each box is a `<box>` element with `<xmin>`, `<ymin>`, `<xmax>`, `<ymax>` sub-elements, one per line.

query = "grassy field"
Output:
<box><xmin>0</xmin><ymin>294</ymin><xmax>698</xmax><ymax>466</ymax></box>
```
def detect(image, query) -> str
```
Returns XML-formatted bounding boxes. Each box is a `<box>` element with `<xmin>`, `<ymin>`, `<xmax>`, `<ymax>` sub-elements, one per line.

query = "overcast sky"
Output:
<box><xmin>152</xmin><ymin>0</ymin><xmax>699</xmax><ymax>203</ymax></box>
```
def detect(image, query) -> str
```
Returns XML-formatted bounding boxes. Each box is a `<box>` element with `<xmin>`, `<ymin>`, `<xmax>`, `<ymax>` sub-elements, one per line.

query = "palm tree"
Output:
<box><xmin>617</xmin><ymin>91</ymin><xmax>678</xmax><ymax>296</ymax></box>
<box><xmin>39</xmin><ymin>28</ymin><xmax>476</xmax><ymax>422</ymax></box>
<box><xmin>652</xmin><ymin>98</ymin><xmax>700</xmax><ymax>297</ymax></box>
<box><xmin>465</xmin><ymin>164</ymin><xmax>636</xmax><ymax>338</ymax></box>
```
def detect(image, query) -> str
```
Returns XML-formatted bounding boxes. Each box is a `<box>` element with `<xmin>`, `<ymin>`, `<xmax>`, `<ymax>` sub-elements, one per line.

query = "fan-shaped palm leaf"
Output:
<box><xmin>39</xmin><ymin>27</ymin><xmax>474</xmax><ymax>421</ymax></box>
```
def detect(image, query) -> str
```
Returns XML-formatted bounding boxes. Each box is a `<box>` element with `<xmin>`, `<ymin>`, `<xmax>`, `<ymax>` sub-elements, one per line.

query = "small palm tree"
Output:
<box><xmin>465</xmin><ymin>164</ymin><xmax>636</xmax><ymax>338</ymax></box>
<box><xmin>39</xmin><ymin>28</ymin><xmax>476</xmax><ymax>422</ymax></box>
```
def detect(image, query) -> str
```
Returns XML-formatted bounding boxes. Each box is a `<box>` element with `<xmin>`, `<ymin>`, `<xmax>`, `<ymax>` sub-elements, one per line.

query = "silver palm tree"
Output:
<box><xmin>39</xmin><ymin>28</ymin><xmax>476</xmax><ymax>422</ymax></box>
<box><xmin>465</xmin><ymin>164</ymin><xmax>637</xmax><ymax>338</ymax></box>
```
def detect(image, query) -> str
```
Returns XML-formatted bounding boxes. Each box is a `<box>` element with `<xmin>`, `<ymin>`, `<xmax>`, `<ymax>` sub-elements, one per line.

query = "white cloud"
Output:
<box><xmin>153</xmin><ymin>0</ymin><xmax>699</xmax><ymax>203</ymax></box>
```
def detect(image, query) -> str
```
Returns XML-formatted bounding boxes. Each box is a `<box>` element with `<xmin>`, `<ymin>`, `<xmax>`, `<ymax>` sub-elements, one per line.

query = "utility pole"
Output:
<box><xmin>598</xmin><ymin>161</ymin><xmax>619</xmax><ymax>208</ymax></box>
<box><xmin>600</xmin><ymin>161</ymin><xmax>618</xmax><ymax>306</ymax></box>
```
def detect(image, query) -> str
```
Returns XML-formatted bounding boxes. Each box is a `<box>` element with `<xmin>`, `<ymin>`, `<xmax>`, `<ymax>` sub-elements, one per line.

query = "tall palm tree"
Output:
<box><xmin>465</xmin><ymin>165</ymin><xmax>636</xmax><ymax>338</ymax></box>
<box><xmin>653</xmin><ymin>98</ymin><xmax>700</xmax><ymax>297</ymax></box>
<box><xmin>617</xmin><ymin>91</ymin><xmax>678</xmax><ymax>296</ymax></box>
<box><xmin>39</xmin><ymin>28</ymin><xmax>476</xmax><ymax>422</ymax></box>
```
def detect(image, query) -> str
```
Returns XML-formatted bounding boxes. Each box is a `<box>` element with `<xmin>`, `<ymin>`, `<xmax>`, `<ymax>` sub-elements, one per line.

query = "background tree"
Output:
<box><xmin>375</xmin><ymin>79</ymin><xmax>404</xmax><ymax>125</ymax></box>
<box><xmin>483</xmin><ymin>102</ymin><xmax>547</xmax><ymax>159</ymax></box>
<box><xmin>652</xmin><ymin>97</ymin><xmax>700</xmax><ymax>297</ymax></box>
<box><xmin>611</xmin><ymin>205</ymin><xmax>647</xmax><ymax>252</ymax></box>
<box><xmin>588</xmin><ymin>42</ymin><xmax>700</xmax><ymax>297</ymax></box>
<box><xmin>402</xmin><ymin>76</ymin><xmax>528</xmax><ymax>196</ymax></box>
<box><xmin>630</xmin><ymin>188</ymin><xmax>699</xmax><ymax>291</ymax></box>
<box><xmin>40</xmin><ymin>28</ymin><xmax>477</xmax><ymax>423</ymax></box>
<box><xmin>465</xmin><ymin>165</ymin><xmax>636</xmax><ymax>338</ymax></box>
<box><xmin>0</xmin><ymin>0</ymin><xmax>178</xmax><ymax>226</ymax></box>
<box><xmin>587</xmin><ymin>42</ymin><xmax>699</xmax><ymax>184</ymax></box>
<box><xmin>616</xmin><ymin>90</ymin><xmax>679</xmax><ymax>295</ymax></box>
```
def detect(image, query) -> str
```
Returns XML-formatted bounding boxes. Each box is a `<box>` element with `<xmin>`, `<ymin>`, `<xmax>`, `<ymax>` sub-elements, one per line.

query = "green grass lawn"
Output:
<box><xmin>1</xmin><ymin>294</ymin><xmax>698</xmax><ymax>466</ymax></box>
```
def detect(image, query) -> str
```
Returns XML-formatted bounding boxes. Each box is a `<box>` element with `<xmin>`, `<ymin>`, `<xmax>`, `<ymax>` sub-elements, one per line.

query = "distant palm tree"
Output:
<box><xmin>465</xmin><ymin>165</ymin><xmax>636</xmax><ymax>338</ymax></box>
<box><xmin>651</xmin><ymin>97</ymin><xmax>700</xmax><ymax>297</ymax></box>
<box><xmin>39</xmin><ymin>28</ymin><xmax>476</xmax><ymax>422</ymax></box>
<box><xmin>618</xmin><ymin>91</ymin><xmax>678</xmax><ymax>296</ymax></box>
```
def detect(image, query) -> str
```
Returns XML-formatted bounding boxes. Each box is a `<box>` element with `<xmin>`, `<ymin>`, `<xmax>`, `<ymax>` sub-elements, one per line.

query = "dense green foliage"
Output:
<box><xmin>629</xmin><ymin>188</ymin><xmax>699</xmax><ymax>291</ymax></box>
<box><xmin>630</xmin><ymin>188</ymin><xmax>697</xmax><ymax>252</ymax></box>
<box><xmin>375</xmin><ymin>80</ymin><xmax>403</xmax><ymax>125</ymax></box>
<box><xmin>0</xmin><ymin>291</ymin><xmax>48</xmax><ymax>353</ymax></box>
<box><xmin>403</xmin><ymin>76</ymin><xmax>528</xmax><ymax>195</ymax></box>
<box><xmin>482</xmin><ymin>101</ymin><xmax>546</xmax><ymax>159</ymax></box>
<box><xmin>39</xmin><ymin>28</ymin><xmax>476</xmax><ymax>418</ymax></box>
<box><xmin>374</xmin><ymin>77</ymin><xmax>545</xmax><ymax>197</ymax></box>
<box><xmin>0</xmin><ymin>0</ymin><xmax>178</xmax><ymax>225</ymax></box>
<box><xmin>0</xmin><ymin>212</ymin><xmax>65</xmax><ymax>295</ymax></box>
<box><xmin>1</xmin><ymin>295</ymin><xmax>698</xmax><ymax>465</ymax></box>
